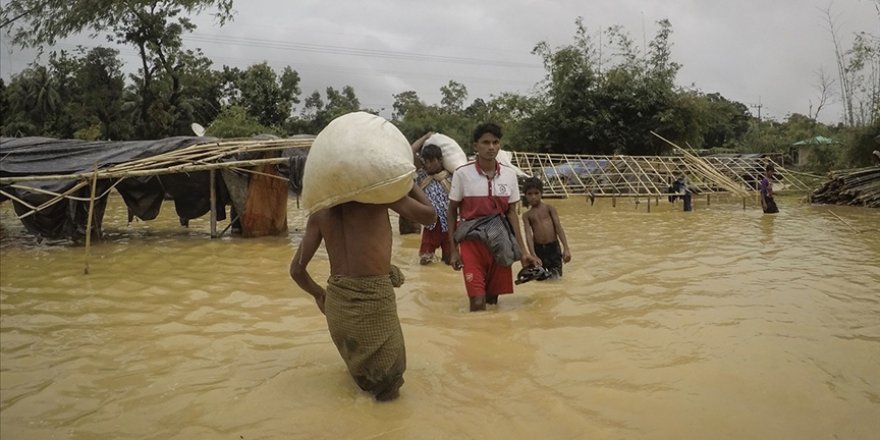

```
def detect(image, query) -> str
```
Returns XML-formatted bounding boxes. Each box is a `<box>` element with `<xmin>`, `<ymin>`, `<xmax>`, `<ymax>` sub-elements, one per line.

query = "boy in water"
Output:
<box><xmin>290</xmin><ymin>182</ymin><xmax>436</xmax><ymax>401</ymax></box>
<box><xmin>521</xmin><ymin>177</ymin><xmax>571</xmax><ymax>278</ymax></box>
<box><xmin>414</xmin><ymin>144</ymin><xmax>453</xmax><ymax>265</ymax></box>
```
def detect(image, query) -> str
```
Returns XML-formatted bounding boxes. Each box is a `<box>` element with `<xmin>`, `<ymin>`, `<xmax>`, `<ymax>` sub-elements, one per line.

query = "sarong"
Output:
<box><xmin>324</xmin><ymin>266</ymin><xmax>406</xmax><ymax>400</ymax></box>
<box><xmin>762</xmin><ymin>194</ymin><xmax>779</xmax><ymax>214</ymax></box>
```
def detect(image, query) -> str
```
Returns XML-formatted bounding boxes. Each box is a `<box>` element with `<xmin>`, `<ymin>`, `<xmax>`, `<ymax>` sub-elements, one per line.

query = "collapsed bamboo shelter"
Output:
<box><xmin>810</xmin><ymin>166</ymin><xmax>880</xmax><ymax>208</ymax></box>
<box><xmin>0</xmin><ymin>135</ymin><xmax>313</xmax><ymax>243</ymax></box>
<box><xmin>509</xmin><ymin>151</ymin><xmax>812</xmax><ymax>199</ymax></box>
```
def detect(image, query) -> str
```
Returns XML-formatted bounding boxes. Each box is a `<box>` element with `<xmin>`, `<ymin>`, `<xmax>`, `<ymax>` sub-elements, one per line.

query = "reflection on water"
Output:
<box><xmin>2</xmin><ymin>194</ymin><xmax>879</xmax><ymax>439</ymax></box>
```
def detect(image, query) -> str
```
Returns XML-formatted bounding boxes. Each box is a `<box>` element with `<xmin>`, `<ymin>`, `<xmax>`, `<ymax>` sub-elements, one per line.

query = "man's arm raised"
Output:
<box><xmin>389</xmin><ymin>181</ymin><xmax>437</xmax><ymax>226</ymax></box>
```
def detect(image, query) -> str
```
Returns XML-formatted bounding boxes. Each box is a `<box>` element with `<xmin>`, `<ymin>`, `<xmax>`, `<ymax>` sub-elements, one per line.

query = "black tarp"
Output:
<box><xmin>1</xmin><ymin>136</ymin><xmax>230</xmax><ymax>241</ymax></box>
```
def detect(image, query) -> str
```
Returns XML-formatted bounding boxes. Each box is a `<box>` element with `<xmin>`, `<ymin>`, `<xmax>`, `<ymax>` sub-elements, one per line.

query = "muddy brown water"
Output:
<box><xmin>1</xmin><ymin>194</ymin><xmax>878</xmax><ymax>439</ymax></box>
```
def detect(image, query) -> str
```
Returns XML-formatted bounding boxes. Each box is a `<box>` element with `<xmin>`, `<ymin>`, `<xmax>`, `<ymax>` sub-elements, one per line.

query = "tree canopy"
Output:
<box><xmin>2</xmin><ymin>8</ymin><xmax>877</xmax><ymax>170</ymax></box>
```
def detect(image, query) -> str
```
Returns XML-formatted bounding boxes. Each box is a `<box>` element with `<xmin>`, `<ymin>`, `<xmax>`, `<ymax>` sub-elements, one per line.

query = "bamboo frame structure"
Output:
<box><xmin>1</xmin><ymin>137</ymin><xmax>312</xmax><ymax>221</ymax></box>
<box><xmin>1</xmin><ymin>137</ymin><xmax>313</xmax><ymax>274</ymax></box>
<box><xmin>509</xmin><ymin>147</ymin><xmax>813</xmax><ymax>199</ymax></box>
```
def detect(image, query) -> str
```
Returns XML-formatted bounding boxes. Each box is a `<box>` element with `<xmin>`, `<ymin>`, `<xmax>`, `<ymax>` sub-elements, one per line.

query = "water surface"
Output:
<box><xmin>1</xmin><ymin>194</ymin><xmax>879</xmax><ymax>439</ymax></box>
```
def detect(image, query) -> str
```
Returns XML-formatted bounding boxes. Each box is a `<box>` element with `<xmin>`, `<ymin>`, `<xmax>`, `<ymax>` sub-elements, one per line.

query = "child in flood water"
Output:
<box><xmin>521</xmin><ymin>177</ymin><xmax>571</xmax><ymax>278</ymax></box>
<box><xmin>413</xmin><ymin>143</ymin><xmax>453</xmax><ymax>265</ymax></box>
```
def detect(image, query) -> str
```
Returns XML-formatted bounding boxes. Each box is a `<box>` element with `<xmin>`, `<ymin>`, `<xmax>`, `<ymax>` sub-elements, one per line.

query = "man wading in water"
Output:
<box><xmin>447</xmin><ymin>123</ymin><xmax>541</xmax><ymax>311</ymax></box>
<box><xmin>290</xmin><ymin>182</ymin><xmax>436</xmax><ymax>401</ymax></box>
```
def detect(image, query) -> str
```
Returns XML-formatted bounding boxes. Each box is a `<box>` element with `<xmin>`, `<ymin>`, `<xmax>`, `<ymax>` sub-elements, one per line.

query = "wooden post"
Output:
<box><xmin>707</xmin><ymin>194</ymin><xmax>711</xmax><ymax>206</ymax></box>
<box><xmin>612</xmin><ymin>196</ymin><xmax>616</xmax><ymax>208</ymax></box>
<box><xmin>655</xmin><ymin>196</ymin><xmax>659</xmax><ymax>206</ymax></box>
<box><xmin>209</xmin><ymin>169</ymin><xmax>217</xmax><ymax>238</ymax></box>
<box><xmin>647</xmin><ymin>198</ymin><xmax>651</xmax><ymax>212</ymax></box>
<box><xmin>635</xmin><ymin>197</ymin><xmax>639</xmax><ymax>210</ymax></box>
<box><xmin>83</xmin><ymin>168</ymin><xmax>99</xmax><ymax>275</ymax></box>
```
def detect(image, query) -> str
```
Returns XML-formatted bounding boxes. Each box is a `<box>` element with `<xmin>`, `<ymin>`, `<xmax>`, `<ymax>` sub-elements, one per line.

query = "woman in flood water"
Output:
<box><xmin>760</xmin><ymin>164</ymin><xmax>779</xmax><ymax>214</ymax></box>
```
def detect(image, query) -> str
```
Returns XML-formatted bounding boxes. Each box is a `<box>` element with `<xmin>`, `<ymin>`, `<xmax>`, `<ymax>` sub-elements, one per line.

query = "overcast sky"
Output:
<box><xmin>1</xmin><ymin>0</ymin><xmax>878</xmax><ymax>125</ymax></box>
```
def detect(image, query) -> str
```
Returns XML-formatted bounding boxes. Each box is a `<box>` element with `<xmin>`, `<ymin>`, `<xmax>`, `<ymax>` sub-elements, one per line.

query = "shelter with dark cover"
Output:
<box><xmin>0</xmin><ymin>136</ymin><xmax>309</xmax><ymax>241</ymax></box>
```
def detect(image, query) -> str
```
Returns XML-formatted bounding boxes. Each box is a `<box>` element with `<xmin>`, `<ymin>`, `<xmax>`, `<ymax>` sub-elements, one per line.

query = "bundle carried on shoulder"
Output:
<box><xmin>302</xmin><ymin>112</ymin><xmax>415</xmax><ymax>212</ymax></box>
<box><xmin>497</xmin><ymin>150</ymin><xmax>529</xmax><ymax>177</ymax></box>
<box><xmin>424</xmin><ymin>133</ymin><xmax>468</xmax><ymax>173</ymax></box>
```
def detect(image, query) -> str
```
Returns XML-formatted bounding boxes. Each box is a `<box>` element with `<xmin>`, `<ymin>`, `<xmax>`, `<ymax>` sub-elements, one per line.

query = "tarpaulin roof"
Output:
<box><xmin>0</xmin><ymin>136</ymin><xmax>211</xmax><ymax>177</ymax></box>
<box><xmin>791</xmin><ymin>135</ymin><xmax>837</xmax><ymax>146</ymax></box>
<box><xmin>0</xmin><ymin>136</ymin><xmax>227</xmax><ymax>241</ymax></box>
<box><xmin>0</xmin><ymin>136</ymin><xmax>311</xmax><ymax>242</ymax></box>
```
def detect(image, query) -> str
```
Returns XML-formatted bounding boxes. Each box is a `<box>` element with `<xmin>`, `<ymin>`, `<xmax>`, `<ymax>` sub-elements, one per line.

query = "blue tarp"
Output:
<box><xmin>542</xmin><ymin>160</ymin><xmax>609</xmax><ymax>179</ymax></box>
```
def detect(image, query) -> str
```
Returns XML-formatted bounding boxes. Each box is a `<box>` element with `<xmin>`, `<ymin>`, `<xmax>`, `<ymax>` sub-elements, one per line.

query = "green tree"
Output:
<box><xmin>391</xmin><ymin>85</ymin><xmax>471</xmax><ymax>146</ymax></box>
<box><xmin>841</xmin><ymin>122</ymin><xmax>880</xmax><ymax>167</ymax></box>
<box><xmin>173</xmin><ymin>49</ymin><xmax>224</xmax><ymax>132</ymax></box>
<box><xmin>440</xmin><ymin>80</ymin><xmax>468</xmax><ymax>113</ymax></box>
<box><xmin>483</xmin><ymin>92</ymin><xmax>543</xmax><ymax>150</ymax></box>
<box><xmin>691</xmin><ymin>92</ymin><xmax>752</xmax><ymax>148</ymax></box>
<box><xmin>530</xmin><ymin>17</ymin><xmax>686</xmax><ymax>155</ymax></box>
<box><xmin>0</xmin><ymin>79</ymin><xmax>8</xmax><ymax>128</ymax></box>
<box><xmin>392</xmin><ymin>90</ymin><xmax>423</xmax><ymax>121</ymax></box>
<box><xmin>223</xmin><ymin>62</ymin><xmax>301</xmax><ymax>127</ymax></box>
<box><xmin>1</xmin><ymin>0</ymin><xmax>234</xmax><ymax>138</ymax></box>
<box><xmin>2</xmin><ymin>64</ymin><xmax>60</xmax><ymax>136</ymax></box>
<box><xmin>205</xmin><ymin>105</ymin><xmax>280</xmax><ymax>138</ymax></box>
<box><xmin>824</xmin><ymin>5</ymin><xmax>880</xmax><ymax>126</ymax></box>
<box><xmin>283</xmin><ymin>90</ymin><xmax>325</xmax><ymax>134</ymax></box>
<box><xmin>285</xmin><ymin>85</ymin><xmax>363</xmax><ymax>134</ymax></box>
<box><xmin>324</xmin><ymin>85</ymin><xmax>361</xmax><ymax>120</ymax></box>
<box><xmin>74</xmin><ymin>47</ymin><xmax>130</xmax><ymax>139</ymax></box>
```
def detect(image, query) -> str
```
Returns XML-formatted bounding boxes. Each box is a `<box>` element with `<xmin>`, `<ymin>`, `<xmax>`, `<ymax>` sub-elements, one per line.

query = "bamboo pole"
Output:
<box><xmin>218</xmin><ymin>214</ymin><xmax>241</xmax><ymax>237</ymax></box>
<box><xmin>11</xmin><ymin>177</ymin><xmax>127</xmax><ymax>219</ymax></box>
<box><xmin>11</xmin><ymin>176</ymin><xmax>124</xmax><ymax>202</ymax></box>
<box><xmin>827</xmin><ymin>210</ymin><xmax>862</xmax><ymax>233</ymax></box>
<box><xmin>0</xmin><ymin>189</ymin><xmax>40</xmax><ymax>210</ymax></box>
<box><xmin>0</xmin><ymin>157</ymin><xmax>289</xmax><ymax>184</ymax></box>
<box><xmin>229</xmin><ymin>166</ymin><xmax>290</xmax><ymax>182</ymax></box>
<box><xmin>651</xmin><ymin>132</ymin><xmax>750</xmax><ymax>197</ymax></box>
<box><xmin>14</xmin><ymin>181</ymin><xmax>89</xmax><ymax>220</ymax></box>
<box><xmin>209</xmin><ymin>169</ymin><xmax>218</xmax><ymax>239</ymax></box>
<box><xmin>83</xmin><ymin>167</ymin><xmax>99</xmax><ymax>275</ymax></box>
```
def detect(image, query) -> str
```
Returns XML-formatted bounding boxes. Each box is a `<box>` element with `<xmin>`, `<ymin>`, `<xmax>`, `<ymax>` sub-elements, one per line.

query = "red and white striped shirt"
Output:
<box><xmin>449</xmin><ymin>160</ymin><xmax>520</xmax><ymax>220</ymax></box>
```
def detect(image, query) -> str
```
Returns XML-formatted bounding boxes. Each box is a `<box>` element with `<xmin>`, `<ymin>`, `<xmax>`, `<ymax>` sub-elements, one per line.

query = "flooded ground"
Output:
<box><xmin>1</xmin><ymin>194</ymin><xmax>879</xmax><ymax>439</ymax></box>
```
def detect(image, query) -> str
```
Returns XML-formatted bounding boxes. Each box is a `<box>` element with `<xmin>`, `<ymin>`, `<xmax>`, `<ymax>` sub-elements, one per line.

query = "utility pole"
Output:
<box><xmin>750</xmin><ymin>96</ymin><xmax>763</xmax><ymax>121</ymax></box>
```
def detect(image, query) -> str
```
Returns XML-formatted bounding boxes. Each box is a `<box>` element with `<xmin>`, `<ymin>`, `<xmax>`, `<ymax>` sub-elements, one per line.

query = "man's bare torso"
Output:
<box><xmin>315</xmin><ymin>202</ymin><xmax>393</xmax><ymax>277</ymax></box>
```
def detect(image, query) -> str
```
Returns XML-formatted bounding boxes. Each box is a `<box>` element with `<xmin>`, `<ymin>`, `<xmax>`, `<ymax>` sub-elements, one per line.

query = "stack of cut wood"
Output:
<box><xmin>810</xmin><ymin>166</ymin><xmax>880</xmax><ymax>208</ymax></box>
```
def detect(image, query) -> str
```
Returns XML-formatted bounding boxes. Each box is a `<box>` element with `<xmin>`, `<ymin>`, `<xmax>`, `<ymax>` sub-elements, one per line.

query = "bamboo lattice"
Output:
<box><xmin>509</xmin><ymin>151</ymin><xmax>813</xmax><ymax>198</ymax></box>
<box><xmin>0</xmin><ymin>137</ymin><xmax>313</xmax><ymax>218</ymax></box>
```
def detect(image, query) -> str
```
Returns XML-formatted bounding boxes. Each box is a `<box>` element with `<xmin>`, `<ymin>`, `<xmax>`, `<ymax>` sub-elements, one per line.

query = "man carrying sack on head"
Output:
<box><xmin>291</xmin><ymin>112</ymin><xmax>437</xmax><ymax>401</ymax></box>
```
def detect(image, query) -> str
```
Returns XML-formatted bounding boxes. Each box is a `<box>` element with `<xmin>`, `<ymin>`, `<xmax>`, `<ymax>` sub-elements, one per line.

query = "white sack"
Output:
<box><xmin>497</xmin><ymin>150</ymin><xmax>529</xmax><ymax>177</ymax></box>
<box><xmin>302</xmin><ymin>111</ymin><xmax>415</xmax><ymax>212</ymax></box>
<box><xmin>424</xmin><ymin>133</ymin><xmax>468</xmax><ymax>173</ymax></box>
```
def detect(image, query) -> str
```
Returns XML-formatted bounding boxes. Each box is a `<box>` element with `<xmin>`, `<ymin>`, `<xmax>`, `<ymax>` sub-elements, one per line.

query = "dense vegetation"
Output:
<box><xmin>1</xmin><ymin>1</ymin><xmax>878</xmax><ymax>171</ymax></box>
